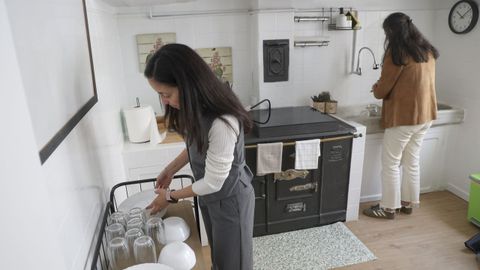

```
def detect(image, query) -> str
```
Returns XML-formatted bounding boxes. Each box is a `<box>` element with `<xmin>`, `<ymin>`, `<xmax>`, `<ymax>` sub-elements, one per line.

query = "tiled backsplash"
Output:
<box><xmin>118</xmin><ymin>7</ymin><xmax>438</xmax><ymax>112</ymax></box>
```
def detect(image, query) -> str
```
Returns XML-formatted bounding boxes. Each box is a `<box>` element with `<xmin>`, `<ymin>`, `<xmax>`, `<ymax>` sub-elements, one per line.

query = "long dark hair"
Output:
<box><xmin>383</xmin><ymin>12</ymin><xmax>439</xmax><ymax>65</ymax></box>
<box><xmin>144</xmin><ymin>43</ymin><xmax>252</xmax><ymax>153</ymax></box>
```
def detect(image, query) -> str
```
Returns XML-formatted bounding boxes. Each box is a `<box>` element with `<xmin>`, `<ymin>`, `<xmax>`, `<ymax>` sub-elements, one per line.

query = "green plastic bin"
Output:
<box><xmin>468</xmin><ymin>173</ymin><xmax>480</xmax><ymax>227</ymax></box>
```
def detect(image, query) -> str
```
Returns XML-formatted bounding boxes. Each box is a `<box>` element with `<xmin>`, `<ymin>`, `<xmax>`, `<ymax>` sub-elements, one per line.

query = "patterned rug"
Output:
<box><xmin>253</xmin><ymin>222</ymin><xmax>376</xmax><ymax>270</ymax></box>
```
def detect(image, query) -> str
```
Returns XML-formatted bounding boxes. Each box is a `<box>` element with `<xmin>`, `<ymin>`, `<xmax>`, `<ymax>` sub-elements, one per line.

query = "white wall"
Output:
<box><xmin>434</xmin><ymin>0</ymin><xmax>480</xmax><ymax>200</ymax></box>
<box><xmin>0</xmin><ymin>0</ymin><xmax>127</xmax><ymax>269</ymax></box>
<box><xmin>253</xmin><ymin>8</ymin><xmax>437</xmax><ymax>108</ymax></box>
<box><xmin>0</xmin><ymin>1</ymin><xmax>65</xmax><ymax>268</ymax></box>
<box><xmin>116</xmin><ymin>0</ymin><xmax>442</xmax><ymax>112</ymax></box>
<box><xmin>117</xmin><ymin>11</ymin><xmax>253</xmax><ymax>113</ymax></box>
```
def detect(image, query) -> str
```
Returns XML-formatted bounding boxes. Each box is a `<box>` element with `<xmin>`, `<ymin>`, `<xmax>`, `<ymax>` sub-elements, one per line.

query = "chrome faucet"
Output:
<box><xmin>353</xmin><ymin>47</ymin><xmax>380</xmax><ymax>75</ymax></box>
<box><xmin>360</xmin><ymin>104</ymin><xmax>381</xmax><ymax>117</ymax></box>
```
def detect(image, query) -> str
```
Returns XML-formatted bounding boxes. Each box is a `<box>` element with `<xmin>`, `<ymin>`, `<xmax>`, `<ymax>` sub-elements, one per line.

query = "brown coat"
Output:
<box><xmin>373</xmin><ymin>51</ymin><xmax>437</xmax><ymax>129</ymax></box>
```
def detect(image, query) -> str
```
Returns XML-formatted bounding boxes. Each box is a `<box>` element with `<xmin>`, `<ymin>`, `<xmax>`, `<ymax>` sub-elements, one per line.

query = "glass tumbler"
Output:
<box><xmin>127</xmin><ymin>217</ymin><xmax>144</xmax><ymax>232</ymax></box>
<box><xmin>108</xmin><ymin>211</ymin><xmax>127</xmax><ymax>228</ymax></box>
<box><xmin>145</xmin><ymin>216</ymin><xmax>163</xmax><ymax>256</ymax></box>
<box><xmin>106</xmin><ymin>223</ymin><xmax>126</xmax><ymax>243</ymax></box>
<box><xmin>125</xmin><ymin>227</ymin><xmax>144</xmax><ymax>254</ymax></box>
<box><xmin>133</xmin><ymin>235</ymin><xmax>157</xmax><ymax>264</ymax></box>
<box><xmin>108</xmin><ymin>237</ymin><xmax>132</xmax><ymax>270</ymax></box>
<box><xmin>128</xmin><ymin>207</ymin><xmax>146</xmax><ymax>222</ymax></box>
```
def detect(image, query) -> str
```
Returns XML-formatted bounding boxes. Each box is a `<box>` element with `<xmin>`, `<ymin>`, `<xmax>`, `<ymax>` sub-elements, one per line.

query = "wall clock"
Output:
<box><xmin>448</xmin><ymin>0</ymin><xmax>479</xmax><ymax>34</ymax></box>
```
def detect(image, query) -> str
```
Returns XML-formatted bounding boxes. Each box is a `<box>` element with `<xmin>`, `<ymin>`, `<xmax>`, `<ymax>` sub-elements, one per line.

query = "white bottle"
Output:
<box><xmin>336</xmin><ymin>8</ymin><xmax>349</xmax><ymax>28</ymax></box>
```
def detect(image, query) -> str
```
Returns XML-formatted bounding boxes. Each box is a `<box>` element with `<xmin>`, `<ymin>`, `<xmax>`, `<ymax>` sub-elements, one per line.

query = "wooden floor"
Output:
<box><xmin>201</xmin><ymin>191</ymin><xmax>480</xmax><ymax>269</ymax></box>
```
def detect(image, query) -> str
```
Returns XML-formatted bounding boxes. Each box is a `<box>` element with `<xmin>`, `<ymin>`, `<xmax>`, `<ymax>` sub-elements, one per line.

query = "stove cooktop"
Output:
<box><xmin>248</xmin><ymin>106</ymin><xmax>356</xmax><ymax>142</ymax></box>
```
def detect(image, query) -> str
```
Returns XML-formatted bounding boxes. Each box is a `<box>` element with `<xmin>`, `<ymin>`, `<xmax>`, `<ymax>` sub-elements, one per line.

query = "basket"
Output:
<box><xmin>90</xmin><ymin>175</ymin><xmax>199</xmax><ymax>270</ymax></box>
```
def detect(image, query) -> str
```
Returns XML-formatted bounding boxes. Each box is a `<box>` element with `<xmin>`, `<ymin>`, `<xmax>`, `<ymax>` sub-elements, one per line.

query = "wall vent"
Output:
<box><xmin>263</xmin><ymin>39</ymin><xmax>289</xmax><ymax>82</ymax></box>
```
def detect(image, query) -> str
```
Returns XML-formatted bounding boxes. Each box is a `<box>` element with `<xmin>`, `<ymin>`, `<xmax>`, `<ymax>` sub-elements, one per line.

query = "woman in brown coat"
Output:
<box><xmin>363</xmin><ymin>12</ymin><xmax>439</xmax><ymax>219</ymax></box>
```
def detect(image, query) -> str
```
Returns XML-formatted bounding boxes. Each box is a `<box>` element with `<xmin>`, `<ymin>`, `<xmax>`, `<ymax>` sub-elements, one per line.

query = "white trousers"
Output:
<box><xmin>380</xmin><ymin>121</ymin><xmax>432</xmax><ymax>210</ymax></box>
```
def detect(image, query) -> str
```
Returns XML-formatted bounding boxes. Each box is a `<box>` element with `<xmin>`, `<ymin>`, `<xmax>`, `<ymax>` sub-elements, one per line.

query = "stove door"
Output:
<box><xmin>266</xmin><ymin>144</ymin><xmax>321</xmax><ymax>233</ymax></box>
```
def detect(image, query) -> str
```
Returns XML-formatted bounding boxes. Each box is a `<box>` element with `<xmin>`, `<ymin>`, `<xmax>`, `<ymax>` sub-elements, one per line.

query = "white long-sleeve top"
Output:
<box><xmin>191</xmin><ymin>115</ymin><xmax>240</xmax><ymax>196</ymax></box>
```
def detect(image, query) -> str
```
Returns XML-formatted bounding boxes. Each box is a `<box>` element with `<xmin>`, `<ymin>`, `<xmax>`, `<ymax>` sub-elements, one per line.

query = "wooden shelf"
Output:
<box><xmin>294</xmin><ymin>16</ymin><xmax>329</xmax><ymax>22</ymax></box>
<box><xmin>294</xmin><ymin>40</ymin><xmax>329</xmax><ymax>47</ymax></box>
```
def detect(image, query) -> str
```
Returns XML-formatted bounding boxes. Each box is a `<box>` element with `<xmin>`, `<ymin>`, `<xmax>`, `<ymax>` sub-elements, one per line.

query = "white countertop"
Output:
<box><xmin>334</xmin><ymin>102</ymin><xmax>465</xmax><ymax>134</ymax></box>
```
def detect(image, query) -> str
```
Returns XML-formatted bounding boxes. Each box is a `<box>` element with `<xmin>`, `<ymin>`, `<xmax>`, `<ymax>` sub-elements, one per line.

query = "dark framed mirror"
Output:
<box><xmin>6</xmin><ymin>0</ymin><xmax>97</xmax><ymax>164</ymax></box>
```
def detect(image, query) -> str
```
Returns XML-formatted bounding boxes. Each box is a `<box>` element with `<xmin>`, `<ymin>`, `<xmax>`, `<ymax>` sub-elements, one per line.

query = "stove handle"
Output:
<box><xmin>274</xmin><ymin>169</ymin><xmax>309</xmax><ymax>181</ymax></box>
<box><xmin>255</xmin><ymin>178</ymin><xmax>266</xmax><ymax>200</ymax></box>
<box><xmin>289</xmin><ymin>182</ymin><xmax>318</xmax><ymax>192</ymax></box>
<box><xmin>352</xmin><ymin>132</ymin><xmax>363</xmax><ymax>138</ymax></box>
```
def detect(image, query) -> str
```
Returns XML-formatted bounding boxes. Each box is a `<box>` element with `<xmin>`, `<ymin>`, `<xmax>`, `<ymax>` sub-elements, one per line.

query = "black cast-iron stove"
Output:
<box><xmin>245</xmin><ymin>106</ymin><xmax>357</xmax><ymax>236</ymax></box>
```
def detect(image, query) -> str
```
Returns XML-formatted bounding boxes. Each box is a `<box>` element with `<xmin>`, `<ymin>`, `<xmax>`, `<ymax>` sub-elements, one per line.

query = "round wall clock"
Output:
<box><xmin>448</xmin><ymin>0</ymin><xmax>479</xmax><ymax>34</ymax></box>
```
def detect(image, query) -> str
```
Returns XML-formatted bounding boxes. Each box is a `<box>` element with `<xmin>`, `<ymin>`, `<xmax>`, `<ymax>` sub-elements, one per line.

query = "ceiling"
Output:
<box><xmin>100</xmin><ymin>0</ymin><xmax>195</xmax><ymax>7</ymax></box>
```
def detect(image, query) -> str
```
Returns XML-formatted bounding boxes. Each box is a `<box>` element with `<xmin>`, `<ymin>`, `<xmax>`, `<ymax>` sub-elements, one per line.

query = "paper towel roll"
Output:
<box><xmin>123</xmin><ymin>105</ymin><xmax>165</xmax><ymax>144</ymax></box>
<box><xmin>123</xmin><ymin>105</ymin><xmax>152</xmax><ymax>143</ymax></box>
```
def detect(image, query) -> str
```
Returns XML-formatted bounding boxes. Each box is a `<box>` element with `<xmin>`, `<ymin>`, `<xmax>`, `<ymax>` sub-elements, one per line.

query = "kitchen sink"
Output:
<box><xmin>437</xmin><ymin>103</ymin><xmax>452</xmax><ymax>110</ymax></box>
<box><xmin>334</xmin><ymin>102</ymin><xmax>464</xmax><ymax>134</ymax></box>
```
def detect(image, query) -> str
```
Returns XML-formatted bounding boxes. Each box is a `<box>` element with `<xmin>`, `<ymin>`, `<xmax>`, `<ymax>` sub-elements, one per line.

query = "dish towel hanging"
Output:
<box><xmin>256</xmin><ymin>142</ymin><xmax>283</xmax><ymax>176</ymax></box>
<box><xmin>295</xmin><ymin>139</ymin><xmax>321</xmax><ymax>170</ymax></box>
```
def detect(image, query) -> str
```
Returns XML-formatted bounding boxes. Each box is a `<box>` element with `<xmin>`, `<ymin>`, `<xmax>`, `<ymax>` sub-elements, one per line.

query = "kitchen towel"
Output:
<box><xmin>295</xmin><ymin>139</ymin><xmax>321</xmax><ymax>170</ymax></box>
<box><xmin>123</xmin><ymin>105</ymin><xmax>166</xmax><ymax>145</ymax></box>
<box><xmin>256</xmin><ymin>142</ymin><xmax>283</xmax><ymax>176</ymax></box>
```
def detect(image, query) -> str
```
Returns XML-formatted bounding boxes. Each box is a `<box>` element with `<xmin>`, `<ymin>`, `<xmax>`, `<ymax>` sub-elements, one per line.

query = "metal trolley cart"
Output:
<box><xmin>90</xmin><ymin>175</ymin><xmax>201</xmax><ymax>270</ymax></box>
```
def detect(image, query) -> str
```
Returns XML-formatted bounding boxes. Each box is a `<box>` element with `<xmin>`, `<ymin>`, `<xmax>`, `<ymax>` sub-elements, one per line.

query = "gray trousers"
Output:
<box><xmin>200</xmin><ymin>184</ymin><xmax>255</xmax><ymax>270</ymax></box>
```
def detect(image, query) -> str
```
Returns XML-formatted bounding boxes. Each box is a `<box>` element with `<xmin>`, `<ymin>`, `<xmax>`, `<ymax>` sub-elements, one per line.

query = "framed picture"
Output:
<box><xmin>136</xmin><ymin>33</ymin><xmax>176</xmax><ymax>72</ymax></box>
<box><xmin>196</xmin><ymin>47</ymin><xmax>233</xmax><ymax>83</ymax></box>
<box><xmin>6</xmin><ymin>0</ymin><xmax>98</xmax><ymax>164</ymax></box>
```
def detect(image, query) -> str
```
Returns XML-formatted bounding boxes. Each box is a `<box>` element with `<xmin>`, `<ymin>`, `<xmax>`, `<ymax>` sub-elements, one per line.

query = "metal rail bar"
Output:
<box><xmin>245</xmin><ymin>134</ymin><xmax>354</xmax><ymax>149</ymax></box>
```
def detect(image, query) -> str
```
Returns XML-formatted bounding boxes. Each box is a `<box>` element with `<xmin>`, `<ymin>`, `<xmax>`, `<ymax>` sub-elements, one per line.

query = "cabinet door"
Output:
<box><xmin>320</xmin><ymin>138</ymin><xmax>352</xmax><ymax>224</ymax></box>
<box><xmin>360</xmin><ymin>127</ymin><xmax>448</xmax><ymax>202</ymax></box>
<box><xmin>419</xmin><ymin>129</ymin><xmax>446</xmax><ymax>192</ymax></box>
<box><xmin>360</xmin><ymin>134</ymin><xmax>384</xmax><ymax>201</ymax></box>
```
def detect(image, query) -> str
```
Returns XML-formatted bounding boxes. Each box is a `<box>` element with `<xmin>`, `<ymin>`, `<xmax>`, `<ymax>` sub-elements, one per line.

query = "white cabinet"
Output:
<box><xmin>123</xmin><ymin>141</ymin><xmax>192</xmax><ymax>180</ymax></box>
<box><xmin>360</xmin><ymin>133</ymin><xmax>384</xmax><ymax>202</ymax></box>
<box><xmin>360</xmin><ymin>125</ymin><xmax>450</xmax><ymax>202</ymax></box>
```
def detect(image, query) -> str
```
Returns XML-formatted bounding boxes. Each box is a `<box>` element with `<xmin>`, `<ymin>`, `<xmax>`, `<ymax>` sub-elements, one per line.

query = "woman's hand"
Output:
<box><xmin>156</xmin><ymin>169</ymin><xmax>173</xmax><ymax>189</ymax></box>
<box><xmin>146</xmin><ymin>188</ymin><xmax>168</xmax><ymax>215</ymax></box>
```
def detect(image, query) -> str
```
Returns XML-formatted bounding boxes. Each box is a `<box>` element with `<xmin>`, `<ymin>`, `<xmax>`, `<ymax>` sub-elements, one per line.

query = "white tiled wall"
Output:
<box><xmin>117</xmin><ymin>13</ymin><xmax>253</xmax><ymax>113</ymax></box>
<box><xmin>115</xmin><ymin>4</ymin><xmax>440</xmax><ymax>114</ymax></box>
<box><xmin>254</xmin><ymin>9</ymin><xmax>437</xmax><ymax>109</ymax></box>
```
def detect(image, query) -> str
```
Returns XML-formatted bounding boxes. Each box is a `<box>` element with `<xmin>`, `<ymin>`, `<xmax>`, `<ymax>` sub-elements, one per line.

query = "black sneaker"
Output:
<box><xmin>400</xmin><ymin>206</ymin><xmax>413</xmax><ymax>215</ymax></box>
<box><xmin>363</xmin><ymin>204</ymin><xmax>395</xmax><ymax>219</ymax></box>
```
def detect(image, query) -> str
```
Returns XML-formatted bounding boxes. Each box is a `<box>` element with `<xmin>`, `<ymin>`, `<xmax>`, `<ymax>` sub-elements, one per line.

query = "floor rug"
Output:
<box><xmin>253</xmin><ymin>222</ymin><xmax>376</xmax><ymax>270</ymax></box>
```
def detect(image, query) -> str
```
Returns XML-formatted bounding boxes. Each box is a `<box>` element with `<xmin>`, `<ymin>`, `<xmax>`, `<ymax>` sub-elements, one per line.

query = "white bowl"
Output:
<box><xmin>158</xmin><ymin>241</ymin><xmax>196</xmax><ymax>270</ymax></box>
<box><xmin>157</xmin><ymin>216</ymin><xmax>190</xmax><ymax>245</ymax></box>
<box><xmin>125</xmin><ymin>263</ymin><xmax>173</xmax><ymax>270</ymax></box>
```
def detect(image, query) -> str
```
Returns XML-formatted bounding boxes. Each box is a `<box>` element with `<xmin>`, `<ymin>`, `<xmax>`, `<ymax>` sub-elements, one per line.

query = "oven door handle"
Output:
<box><xmin>289</xmin><ymin>182</ymin><xmax>318</xmax><ymax>192</ymax></box>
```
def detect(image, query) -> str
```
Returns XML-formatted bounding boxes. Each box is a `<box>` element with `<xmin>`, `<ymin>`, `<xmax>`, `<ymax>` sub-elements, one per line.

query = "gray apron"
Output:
<box><xmin>187</xmin><ymin>115</ymin><xmax>254</xmax><ymax>270</ymax></box>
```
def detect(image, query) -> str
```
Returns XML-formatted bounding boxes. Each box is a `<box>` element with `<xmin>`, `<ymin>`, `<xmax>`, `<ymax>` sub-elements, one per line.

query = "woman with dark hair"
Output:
<box><xmin>145</xmin><ymin>43</ymin><xmax>255</xmax><ymax>269</ymax></box>
<box><xmin>363</xmin><ymin>12</ymin><xmax>439</xmax><ymax>219</ymax></box>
